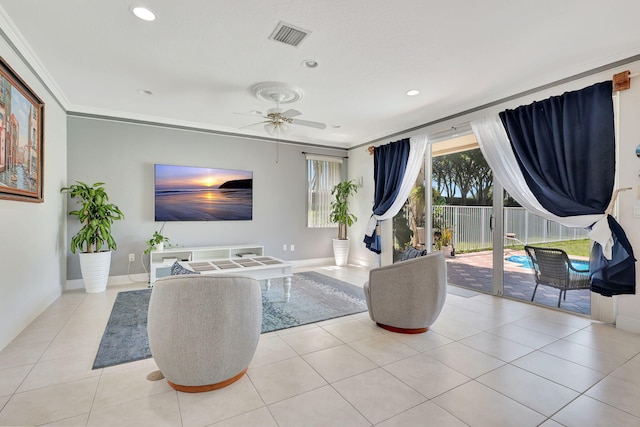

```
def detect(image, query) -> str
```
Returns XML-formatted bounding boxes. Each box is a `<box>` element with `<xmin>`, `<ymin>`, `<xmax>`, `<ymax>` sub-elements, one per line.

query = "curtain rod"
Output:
<box><xmin>301</xmin><ymin>151</ymin><xmax>348</xmax><ymax>159</ymax></box>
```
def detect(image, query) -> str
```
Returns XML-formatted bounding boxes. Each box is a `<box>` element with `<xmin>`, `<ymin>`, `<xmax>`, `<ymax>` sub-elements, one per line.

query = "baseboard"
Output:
<box><xmin>615</xmin><ymin>315</ymin><xmax>640</xmax><ymax>334</ymax></box>
<box><xmin>65</xmin><ymin>273</ymin><xmax>149</xmax><ymax>292</ymax></box>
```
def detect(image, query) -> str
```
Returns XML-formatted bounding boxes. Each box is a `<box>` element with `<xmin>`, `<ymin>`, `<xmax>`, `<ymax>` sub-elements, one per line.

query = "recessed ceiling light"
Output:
<box><xmin>137</xmin><ymin>89</ymin><xmax>154</xmax><ymax>95</ymax></box>
<box><xmin>301</xmin><ymin>59</ymin><xmax>319</xmax><ymax>69</ymax></box>
<box><xmin>132</xmin><ymin>6</ymin><xmax>156</xmax><ymax>21</ymax></box>
<box><xmin>406</xmin><ymin>89</ymin><xmax>420</xmax><ymax>96</ymax></box>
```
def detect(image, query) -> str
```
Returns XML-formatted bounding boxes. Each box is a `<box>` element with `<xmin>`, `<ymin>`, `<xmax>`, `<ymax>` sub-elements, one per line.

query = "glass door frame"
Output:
<box><xmin>491</xmin><ymin>179</ymin><xmax>504</xmax><ymax>296</ymax></box>
<box><xmin>424</xmin><ymin>136</ymin><xmax>505</xmax><ymax>297</ymax></box>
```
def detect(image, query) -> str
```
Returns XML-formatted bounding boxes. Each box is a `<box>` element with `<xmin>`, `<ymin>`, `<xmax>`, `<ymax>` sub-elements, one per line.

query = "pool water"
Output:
<box><xmin>506</xmin><ymin>255</ymin><xmax>589</xmax><ymax>271</ymax></box>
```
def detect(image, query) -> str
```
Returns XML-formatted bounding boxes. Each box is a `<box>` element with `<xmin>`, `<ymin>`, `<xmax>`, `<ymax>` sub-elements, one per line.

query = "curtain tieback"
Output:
<box><xmin>588</xmin><ymin>216</ymin><xmax>614</xmax><ymax>260</ymax></box>
<box><xmin>588</xmin><ymin>187</ymin><xmax>632</xmax><ymax>260</ymax></box>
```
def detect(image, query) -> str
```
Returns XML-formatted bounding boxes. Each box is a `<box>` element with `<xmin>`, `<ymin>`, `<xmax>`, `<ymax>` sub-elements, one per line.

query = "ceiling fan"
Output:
<box><xmin>237</xmin><ymin>83</ymin><xmax>327</xmax><ymax>136</ymax></box>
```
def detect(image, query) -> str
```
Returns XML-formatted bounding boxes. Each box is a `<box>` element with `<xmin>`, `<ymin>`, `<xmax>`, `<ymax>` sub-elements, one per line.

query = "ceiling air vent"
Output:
<box><xmin>269</xmin><ymin>22</ymin><xmax>310</xmax><ymax>47</ymax></box>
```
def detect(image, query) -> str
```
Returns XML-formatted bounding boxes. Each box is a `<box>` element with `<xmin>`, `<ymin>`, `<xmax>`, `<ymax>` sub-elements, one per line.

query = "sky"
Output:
<box><xmin>155</xmin><ymin>164</ymin><xmax>252</xmax><ymax>191</ymax></box>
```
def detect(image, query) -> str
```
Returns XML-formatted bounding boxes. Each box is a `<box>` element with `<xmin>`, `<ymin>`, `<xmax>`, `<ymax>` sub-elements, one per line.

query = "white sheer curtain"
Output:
<box><xmin>471</xmin><ymin>116</ymin><xmax>612</xmax><ymax>257</ymax></box>
<box><xmin>305</xmin><ymin>154</ymin><xmax>343</xmax><ymax>228</ymax></box>
<box><xmin>365</xmin><ymin>134</ymin><xmax>428</xmax><ymax>236</ymax></box>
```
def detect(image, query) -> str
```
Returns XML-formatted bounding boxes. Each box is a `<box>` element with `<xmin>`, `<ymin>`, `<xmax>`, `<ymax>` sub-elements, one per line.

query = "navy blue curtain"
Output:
<box><xmin>591</xmin><ymin>216</ymin><xmax>636</xmax><ymax>296</ymax></box>
<box><xmin>500</xmin><ymin>81</ymin><xmax>635</xmax><ymax>296</ymax></box>
<box><xmin>363</xmin><ymin>139</ymin><xmax>410</xmax><ymax>253</ymax></box>
<box><xmin>499</xmin><ymin>81</ymin><xmax>614</xmax><ymax>216</ymax></box>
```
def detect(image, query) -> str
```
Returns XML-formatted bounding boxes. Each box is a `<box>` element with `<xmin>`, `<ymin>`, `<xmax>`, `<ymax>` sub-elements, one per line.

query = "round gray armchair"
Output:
<box><xmin>147</xmin><ymin>274</ymin><xmax>262</xmax><ymax>392</ymax></box>
<box><xmin>364</xmin><ymin>251</ymin><xmax>447</xmax><ymax>333</ymax></box>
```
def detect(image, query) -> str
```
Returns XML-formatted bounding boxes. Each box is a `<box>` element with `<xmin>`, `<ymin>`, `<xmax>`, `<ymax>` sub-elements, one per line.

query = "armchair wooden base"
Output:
<box><xmin>376</xmin><ymin>323</ymin><xmax>428</xmax><ymax>334</ymax></box>
<box><xmin>167</xmin><ymin>369</ymin><xmax>247</xmax><ymax>393</ymax></box>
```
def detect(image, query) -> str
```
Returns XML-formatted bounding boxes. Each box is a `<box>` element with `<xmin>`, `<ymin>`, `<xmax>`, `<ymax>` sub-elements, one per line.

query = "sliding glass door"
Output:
<box><xmin>391</xmin><ymin>134</ymin><xmax>591</xmax><ymax>314</ymax></box>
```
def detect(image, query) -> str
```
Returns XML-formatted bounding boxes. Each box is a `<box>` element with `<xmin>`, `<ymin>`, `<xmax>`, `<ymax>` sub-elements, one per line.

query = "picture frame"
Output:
<box><xmin>0</xmin><ymin>56</ymin><xmax>44</xmax><ymax>202</ymax></box>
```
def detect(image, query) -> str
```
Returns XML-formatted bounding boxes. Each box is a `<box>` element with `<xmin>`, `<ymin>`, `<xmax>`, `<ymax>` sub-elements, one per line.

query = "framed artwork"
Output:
<box><xmin>0</xmin><ymin>56</ymin><xmax>44</xmax><ymax>202</ymax></box>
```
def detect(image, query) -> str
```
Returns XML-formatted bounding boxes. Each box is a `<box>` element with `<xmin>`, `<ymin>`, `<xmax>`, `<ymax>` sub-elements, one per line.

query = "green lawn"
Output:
<box><xmin>505</xmin><ymin>238</ymin><xmax>591</xmax><ymax>258</ymax></box>
<box><xmin>457</xmin><ymin>238</ymin><xmax>591</xmax><ymax>258</ymax></box>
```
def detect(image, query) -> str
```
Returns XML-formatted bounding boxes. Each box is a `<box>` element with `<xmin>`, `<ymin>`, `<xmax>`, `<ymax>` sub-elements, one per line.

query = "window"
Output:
<box><xmin>306</xmin><ymin>155</ymin><xmax>342</xmax><ymax>227</ymax></box>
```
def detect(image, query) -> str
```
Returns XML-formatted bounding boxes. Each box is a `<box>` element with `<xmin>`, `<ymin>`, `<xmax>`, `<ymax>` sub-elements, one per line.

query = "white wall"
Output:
<box><xmin>613</xmin><ymin>79</ymin><xmax>640</xmax><ymax>333</ymax></box>
<box><xmin>65</xmin><ymin>117</ymin><xmax>345</xmax><ymax>282</ymax></box>
<box><xmin>348</xmin><ymin>60</ymin><xmax>640</xmax><ymax>333</ymax></box>
<box><xmin>0</xmin><ymin>41</ymin><xmax>67</xmax><ymax>350</ymax></box>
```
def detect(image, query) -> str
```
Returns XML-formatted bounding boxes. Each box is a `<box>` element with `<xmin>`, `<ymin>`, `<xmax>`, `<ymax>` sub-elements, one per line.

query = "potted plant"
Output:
<box><xmin>144</xmin><ymin>224</ymin><xmax>170</xmax><ymax>254</ymax></box>
<box><xmin>440</xmin><ymin>227</ymin><xmax>454</xmax><ymax>257</ymax></box>
<box><xmin>329</xmin><ymin>179</ymin><xmax>358</xmax><ymax>266</ymax></box>
<box><xmin>144</xmin><ymin>231</ymin><xmax>169</xmax><ymax>254</ymax></box>
<box><xmin>61</xmin><ymin>181</ymin><xmax>124</xmax><ymax>293</ymax></box>
<box><xmin>409</xmin><ymin>184</ymin><xmax>425</xmax><ymax>246</ymax></box>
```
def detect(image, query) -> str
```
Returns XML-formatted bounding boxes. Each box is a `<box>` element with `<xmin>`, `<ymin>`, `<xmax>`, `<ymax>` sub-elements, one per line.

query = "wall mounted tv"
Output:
<box><xmin>154</xmin><ymin>164</ymin><xmax>253</xmax><ymax>221</ymax></box>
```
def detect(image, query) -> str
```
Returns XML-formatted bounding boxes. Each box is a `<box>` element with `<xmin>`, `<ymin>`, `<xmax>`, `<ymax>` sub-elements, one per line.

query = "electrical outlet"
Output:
<box><xmin>290</xmin><ymin>244</ymin><xmax>295</xmax><ymax>251</ymax></box>
<box><xmin>282</xmin><ymin>244</ymin><xmax>287</xmax><ymax>251</ymax></box>
<box><xmin>129</xmin><ymin>253</ymin><xmax>135</xmax><ymax>262</ymax></box>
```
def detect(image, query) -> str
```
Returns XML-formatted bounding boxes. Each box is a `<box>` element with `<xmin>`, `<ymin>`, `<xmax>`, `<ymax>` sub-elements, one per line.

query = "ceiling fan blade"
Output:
<box><xmin>291</xmin><ymin>118</ymin><xmax>326</xmax><ymax>129</ymax></box>
<box><xmin>239</xmin><ymin>120</ymin><xmax>268</xmax><ymax>130</ymax></box>
<box><xmin>282</xmin><ymin>109</ymin><xmax>302</xmax><ymax>118</ymax></box>
<box><xmin>233</xmin><ymin>112</ymin><xmax>265</xmax><ymax>118</ymax></box>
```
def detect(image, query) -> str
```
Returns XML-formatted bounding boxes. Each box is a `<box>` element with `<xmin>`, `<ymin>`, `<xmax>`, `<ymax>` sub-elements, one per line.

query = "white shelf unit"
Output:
<box><xmin>149</xmin><ymin>244</ymin><xmax>264</xmax><ymax>284</ymax></box>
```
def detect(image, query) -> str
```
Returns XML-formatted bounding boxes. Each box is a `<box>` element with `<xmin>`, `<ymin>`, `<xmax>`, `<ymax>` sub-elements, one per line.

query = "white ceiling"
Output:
<box><xmin>1</xmin><ymin>0</ymin><xmax>640</xmax><ymax>149</ymax></box>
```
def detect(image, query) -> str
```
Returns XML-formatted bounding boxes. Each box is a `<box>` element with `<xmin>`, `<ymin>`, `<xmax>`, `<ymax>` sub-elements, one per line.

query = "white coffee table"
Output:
<box><xmin>178</xmin><ymin>256</ymin><xmax>294</xmax><ymax>301</ymax></box>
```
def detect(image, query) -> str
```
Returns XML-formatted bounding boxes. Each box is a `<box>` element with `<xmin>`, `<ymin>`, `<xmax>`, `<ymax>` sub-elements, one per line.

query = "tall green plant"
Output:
<box><xmin>329</xmin><ymin>180</ymin><xmax>358</xmax><ymax>240</ymax></box>
<box><xmin>409</xmin><ymin>184</ymin><xmax>425</xmax><ymax>227</ymax></box>
<box><xmin>61</xmin><ymin>181</ymin><xmax>124</xmax><ymax>253</ymax></box>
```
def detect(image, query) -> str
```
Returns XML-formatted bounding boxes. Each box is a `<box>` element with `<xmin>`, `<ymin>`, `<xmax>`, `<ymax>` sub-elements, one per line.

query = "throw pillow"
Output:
<box><xmin>400</xmin><ymin>247</ymin><xmax>427</xmax><ymax>262</ymax></box>
<box><xmin>170</xmin><ymin>261</ymin><xmax>199</xmax><ymax>275</ymax></box>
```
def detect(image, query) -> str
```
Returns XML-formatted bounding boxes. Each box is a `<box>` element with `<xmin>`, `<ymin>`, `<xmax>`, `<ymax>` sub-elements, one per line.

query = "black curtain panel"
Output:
<box><xmin>364</xmin><ymin>138</ymin><xmax>410</xmax><ymax>253</ymax></box>
<box><xmin>499</xmin><ymin>81</ymin><xmax>615</xmax><ymax>217</ymax></box>
<box><xmin>499</xmin><ymin>81</ymin><xmax>635</xmax><ymax>296</ymax></box>
<box><xmin>591</xmin><ymin>216</ymin><xmax>636</xmax><ymax>297</ymax></box>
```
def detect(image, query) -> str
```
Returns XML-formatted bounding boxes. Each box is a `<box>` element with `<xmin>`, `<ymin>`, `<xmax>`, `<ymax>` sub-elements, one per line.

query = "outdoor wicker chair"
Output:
<box><xmin>524</xmin><ymin>245</ymin><xmax>591</xmax><ymax>307</ymax></box>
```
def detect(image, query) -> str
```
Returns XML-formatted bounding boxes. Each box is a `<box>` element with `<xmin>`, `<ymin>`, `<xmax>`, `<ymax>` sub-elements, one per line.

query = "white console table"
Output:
<box><xmin>149</xmin><ymin>244</ymin><xmax>264</xmax><ymax>285</ymax></box>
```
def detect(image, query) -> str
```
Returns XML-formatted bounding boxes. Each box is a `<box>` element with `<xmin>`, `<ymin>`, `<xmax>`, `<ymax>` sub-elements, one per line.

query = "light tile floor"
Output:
<box><xmin>1</xmin><ymin>265</ymin><xmax>640</xmax><ymax>426</ymax></box>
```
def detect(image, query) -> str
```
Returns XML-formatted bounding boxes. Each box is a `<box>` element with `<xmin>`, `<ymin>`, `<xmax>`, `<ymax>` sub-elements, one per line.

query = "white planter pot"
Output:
<box><xmin>79</xmin><ymin>251</ymin><xmax>112</xmax><ymax>293</ymax></box>
<box><xmin>153</xmin><ymin>242</ymin><xmax>164</xmax><ymax>251</ymax></box>
<box><xmin>442</xmin><ymin>245</ymin><xmax>453</xmax><ymax>257</ymax></box>
<box><xmin>332</xmin><ymin>238</ymin><xmax>350</xmax><ymax>266</ymax></box>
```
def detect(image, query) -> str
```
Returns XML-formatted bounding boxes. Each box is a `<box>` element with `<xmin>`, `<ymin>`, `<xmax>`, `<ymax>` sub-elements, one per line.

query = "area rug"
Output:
<box><xmin>92</xmin><ymin>272</ymin><xmax>367</xmax><ymax>369</ymax></box>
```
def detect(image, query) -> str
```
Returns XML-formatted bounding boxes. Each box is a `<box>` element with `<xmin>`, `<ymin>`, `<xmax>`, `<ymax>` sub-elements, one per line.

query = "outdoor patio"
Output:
<box><xmin>445</xmin><ymin>250</ymin><xmax>591</xmax><ymax>315</ymax></box>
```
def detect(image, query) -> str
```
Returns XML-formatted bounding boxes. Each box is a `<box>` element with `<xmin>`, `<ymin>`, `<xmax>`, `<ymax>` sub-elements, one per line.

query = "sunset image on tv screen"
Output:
<box><xmin>154</xmin><ymin>164</ymin><xmax>253</xmax><ymax>221</ymax></box>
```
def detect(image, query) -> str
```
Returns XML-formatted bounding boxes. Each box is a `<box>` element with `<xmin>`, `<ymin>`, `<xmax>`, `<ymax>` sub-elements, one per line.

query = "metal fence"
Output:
<box><xmin>435</xmin><ymin>205</ymin><xmax>589</xmax><ymax>252</ymax></box>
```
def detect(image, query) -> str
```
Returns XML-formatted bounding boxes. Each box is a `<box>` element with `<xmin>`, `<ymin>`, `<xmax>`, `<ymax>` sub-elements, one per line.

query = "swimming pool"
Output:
<box><xmin>506</xmin><ymin>255</ymin><xmax>589</xmax><ymax>271</ymax></box>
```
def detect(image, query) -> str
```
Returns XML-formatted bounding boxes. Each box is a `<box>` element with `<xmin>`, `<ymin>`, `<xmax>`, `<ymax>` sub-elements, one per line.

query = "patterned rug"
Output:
<box><xmin>92</xmin><ymin>272</ymin><xmax>367</xmax><ymax>369</ymax></box>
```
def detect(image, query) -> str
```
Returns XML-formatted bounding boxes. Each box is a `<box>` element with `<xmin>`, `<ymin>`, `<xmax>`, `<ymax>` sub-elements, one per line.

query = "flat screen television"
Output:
<box><xmin>154</xmin><ymin>164</ymin><xmax>253</xmax><ymax>221</ymax></box>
